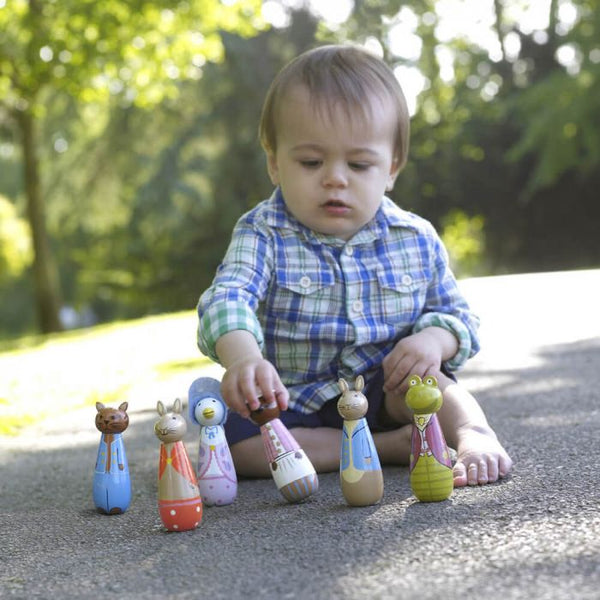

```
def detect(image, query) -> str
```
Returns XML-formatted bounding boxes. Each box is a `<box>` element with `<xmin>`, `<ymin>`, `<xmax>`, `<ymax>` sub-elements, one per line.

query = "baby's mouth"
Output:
<box><xmin>323</xmin><ymin>199</ymin><xmax>349</xmax><ymax>209</ymax></box>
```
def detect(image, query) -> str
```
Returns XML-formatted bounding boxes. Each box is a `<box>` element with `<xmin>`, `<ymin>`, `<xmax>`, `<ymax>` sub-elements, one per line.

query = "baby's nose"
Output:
<box><xmin>322</xmin><ymin>163</ymin><xmax>348</xmax><ymax>187</ymax></box>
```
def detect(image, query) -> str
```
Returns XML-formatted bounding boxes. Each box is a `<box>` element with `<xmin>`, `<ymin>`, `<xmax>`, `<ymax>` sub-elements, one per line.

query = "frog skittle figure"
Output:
<box><xmin>93</xmin><ymin>402</ymin><xmax>132</xmax><ymax>515</ymax></box>
<box><xmin>188</xmin><ymin>377</ymin><xmax>237</xmax><ymax>506</ymax></box>
<box><xmin>405</xmin><ymin>375</ymin><xmax>453</xmax><ymax>502</ymax></box>
<box><xmin>337</xmin><ymin>376</ymin><xmax>384</xmax><ymax>506</ymax></box>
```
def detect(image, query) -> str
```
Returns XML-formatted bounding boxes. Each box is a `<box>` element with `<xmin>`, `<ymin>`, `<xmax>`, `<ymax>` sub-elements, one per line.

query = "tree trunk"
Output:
<box><xmin>17</xmin><ymin>108</ymin><xmax>63</xmax><ymax>333</ymax></box>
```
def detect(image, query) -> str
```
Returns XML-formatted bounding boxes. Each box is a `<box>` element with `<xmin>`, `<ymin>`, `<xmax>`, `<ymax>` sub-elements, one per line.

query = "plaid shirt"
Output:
<box><xmin>197</xmin><ymin>189</ymin><xmax>480</xmax><ymax>414</ymax></box>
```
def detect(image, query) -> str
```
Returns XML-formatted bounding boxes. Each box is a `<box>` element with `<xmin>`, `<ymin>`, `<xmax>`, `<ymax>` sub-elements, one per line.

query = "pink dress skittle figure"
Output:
<box><xmin>154</xmin><ymin>399</ymin><xmax>203</xmax><ymax>531</ymax></box>
<box><xmin>250</xmin><ymin>401</ymin><xmax>318</xmax><ymax>503</ymax></box>
<box><xmin>188</xmin><ymin>377</ymin><xmax>237</xmax><ymax>506</ymax></box>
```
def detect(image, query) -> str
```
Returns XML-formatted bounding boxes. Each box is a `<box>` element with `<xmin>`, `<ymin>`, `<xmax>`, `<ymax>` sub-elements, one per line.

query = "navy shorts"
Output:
<box><xmin>223</xmin><ymin>368</ymin><xmax>456</xmax><ymax>446</ymax></box>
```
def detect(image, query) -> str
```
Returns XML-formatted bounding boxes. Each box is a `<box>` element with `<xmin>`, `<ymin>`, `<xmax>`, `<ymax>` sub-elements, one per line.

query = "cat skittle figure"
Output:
<box><xmin>93</xmin><ymin>402</ymin><xmax>132</xmax><ymax>515</ymax></box>
<box><xmin>154</xmin><ymin>399</ymin><xmax>202</xmax><ymax>531</ymax></box>
<box><xmin>188</xmin><ymin>377</ymin><xmax>237</xmax><ymax>506</ymax></box>
<box><xmin>405</xmin><ymin>375</ymin><xmax>453</xmax><ymax>502</ymax></box>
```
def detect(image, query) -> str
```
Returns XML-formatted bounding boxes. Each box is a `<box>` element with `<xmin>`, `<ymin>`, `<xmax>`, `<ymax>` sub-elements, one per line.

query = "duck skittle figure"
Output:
<box><xmin>188</xmin><ymin>377</ymin><xmax>237</xmax><ymax>506</ymax></box>
<box><xmin>405</xmin><ymin>375</ymin><xmax>453</xmax><ymax>502</ymax></box>
<box><xmin>337</xmin><ymin>376</ymin><xmax>384</xmax><ymax>506</ymax></box>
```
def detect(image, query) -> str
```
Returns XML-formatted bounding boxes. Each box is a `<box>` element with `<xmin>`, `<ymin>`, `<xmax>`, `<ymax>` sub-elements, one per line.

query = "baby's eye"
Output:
<box><xmin>299</xmin><ymin>159</ymin><xmax>322</xmax><ymax>169</ymax></box>
<box><xmin>348</xmin><ymin>162</ymin><xmax>371</xmax><ymax>171</ymax></box>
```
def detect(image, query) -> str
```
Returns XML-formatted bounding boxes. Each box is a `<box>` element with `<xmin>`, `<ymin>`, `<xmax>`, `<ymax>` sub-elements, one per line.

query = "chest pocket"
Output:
<box><xmin>269</xmin><ymin>265</ymin><xmax>337</xmax><ymax>324</ymax></box>
<box><xmin>377</xmin><ymin>267</ymin><xmax>429</xmax><ymax>326</ymax></box>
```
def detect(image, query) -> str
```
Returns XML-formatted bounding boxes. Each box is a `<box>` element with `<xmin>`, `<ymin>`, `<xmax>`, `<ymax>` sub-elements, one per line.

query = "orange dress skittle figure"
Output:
<box><xmin>154</xmin><ymin>399</ymin><xmax>202</xmax><ymax>531</ymax></box>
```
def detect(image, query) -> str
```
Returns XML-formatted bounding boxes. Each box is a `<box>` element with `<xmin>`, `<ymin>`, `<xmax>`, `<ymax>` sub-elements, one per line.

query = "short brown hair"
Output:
<box><xmin>259</xmin><ymin>44</ymin><xmax>410</xmax><ymax>170</ymax></box>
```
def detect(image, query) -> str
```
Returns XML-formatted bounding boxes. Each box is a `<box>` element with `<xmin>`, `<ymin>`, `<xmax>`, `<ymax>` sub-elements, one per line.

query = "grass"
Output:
<box><xmin>0</xmin><ymin>311</ymin><xmax>214</xmax><ymax>436</ymax></box>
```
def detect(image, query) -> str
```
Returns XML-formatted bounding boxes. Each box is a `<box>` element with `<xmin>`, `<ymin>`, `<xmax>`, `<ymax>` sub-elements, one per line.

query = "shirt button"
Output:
<box><xmin>299</xmin><ymin>275</ymin><xmax>311</xmax><ymax>289</ymax></box>
<box><xmin>351</xmin><ymin>300</ymin><xmax>363</xmax><ymax>313</ymax></box>
<box><xmin>345</xmin><ymin>246</ymin><xmax>354</xmax><ymax>256</ymax></box>
<box><xmin>401</xmin><ymin>274</ymin><xmax>413</xmax><ymax>286</ymax></box>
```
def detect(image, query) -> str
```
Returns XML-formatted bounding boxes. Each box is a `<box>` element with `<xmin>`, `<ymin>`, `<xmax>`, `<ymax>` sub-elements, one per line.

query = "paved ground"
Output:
<box><xmin>1</xmin><ymin>270</ymin><xmax>599</xmax><ymax>600</ymax></box>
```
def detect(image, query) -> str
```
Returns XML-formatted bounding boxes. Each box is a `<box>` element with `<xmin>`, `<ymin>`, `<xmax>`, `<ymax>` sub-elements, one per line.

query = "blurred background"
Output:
<box><xmin>1</xmin><ymin>0</ymin><xmax>599</xmax><ymax>338</ymax></box>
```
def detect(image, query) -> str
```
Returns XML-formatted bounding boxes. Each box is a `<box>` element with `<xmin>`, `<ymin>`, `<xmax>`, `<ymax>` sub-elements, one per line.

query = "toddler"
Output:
<box><xmin>197</xmin><ymin>44</ymin><xmax>512</xmax><ymax>487</ymax></box>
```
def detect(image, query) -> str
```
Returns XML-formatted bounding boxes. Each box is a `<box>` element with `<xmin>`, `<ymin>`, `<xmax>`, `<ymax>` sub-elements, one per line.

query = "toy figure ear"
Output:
<box><xmin>338</xmin><ymin>379</ymin><xmax>349</xmax><ymax>393</ymax></box>
<box><xmin>355</xmin><ymin>376</ymin><xmax>364</xmax><ymax>392</ymax></box>
<box><xmin>157</xmin><ymin>401</ymin><xmax>166</xmax><ymax>416</ymax></box>
<box><xmin>173</xmin><ymin>398</ymin><xmax>182</xmax><ymax>414</ymax></box>
<box><xmin>119</xmin><ymin>402</ymin><xmax>128</xmax><ymax>413</ymax></box>
<box><xmin>96</xmin><ymin>402</ymin><xmax>105</xmax><ymax>412</ymax></box>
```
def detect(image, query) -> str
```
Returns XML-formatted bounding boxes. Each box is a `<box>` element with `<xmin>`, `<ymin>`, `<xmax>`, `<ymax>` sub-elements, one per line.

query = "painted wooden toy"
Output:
<box><xmin>93</xmin><ymin>402</ymin><xmax>132</xmax><ymax>514</ymax></box>
<box><xmin>250</xmin><ymin>399</ymin><xmax>318</xmax><ymax>503</ymax></box>
<box><xmin>154</xmin><ymin>399</ymin><xmax>202</xmax><ymax>531</ymax></box>
<box><xmin>337</xmin><ymin>376</ymin><xmax>384</xmax><ymax>506</ymax></box>
<box><xmin>405</xmin><ymin>375</ymin><xmax>453</xmax><ymax>502</ymax></box>
<box><xmin>188</xmin><ymin>377</ymin><xmax>237</xmax><ymax>506</ymax></box>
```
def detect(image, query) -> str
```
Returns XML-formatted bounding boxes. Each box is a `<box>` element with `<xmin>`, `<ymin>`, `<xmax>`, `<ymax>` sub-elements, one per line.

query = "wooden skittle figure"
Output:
<box><xmin>250</xmin><ymin>400</ymin><xmax>318</xmax><ymax>503</ymax></box>
<box><xmin>93</xmin><ymin>402</ymin><xmax>132</xmax><ymax>514</ymax></box>
<box><xmin>188</xmin><ymin>377</ymin><xmax>237</xmax><ymax>506</ymax></box>
<box><xmin>337</xmin><ymin>377</ymin><xmax>384</xmax><ymax>506</ymax></box>
<box><xmin>154</xmin><ymin>399</ymin><xmax>202</xmax><ymax>531</ymax></box>
<box><xmin>405</xmin><ymin>375</ymin><xmax>453</xmax><ymax>502</ymax></box>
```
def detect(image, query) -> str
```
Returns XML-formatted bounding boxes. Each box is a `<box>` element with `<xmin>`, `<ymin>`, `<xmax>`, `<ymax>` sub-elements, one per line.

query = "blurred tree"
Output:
<box><xmin>49</xmin><ymin>9</ymin><xmax>321</xmax><ymax>320</ymax></box>
<box><xmin>338</xmin><ymin>0</ymin><xmax>600</xmax><ymax>273</ymax></box>
<box><xmin>0</xmin><ymin>0</ymin><xmax>263</xmax><ymax>332</ymax></box>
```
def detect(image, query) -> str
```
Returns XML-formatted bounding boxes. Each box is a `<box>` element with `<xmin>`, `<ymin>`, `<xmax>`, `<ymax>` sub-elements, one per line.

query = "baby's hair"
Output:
<box><xmin>259</xmin><ymin>44</ymin><xmax>410</xmax><ymax>171</ymax></box>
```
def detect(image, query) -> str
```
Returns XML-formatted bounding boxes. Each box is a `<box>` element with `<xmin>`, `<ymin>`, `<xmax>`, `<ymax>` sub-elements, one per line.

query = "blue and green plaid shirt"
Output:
<box><xmin>197</xmin><ymin>189</ymin><xmax>480</xmax><ymax>414</ymax></box>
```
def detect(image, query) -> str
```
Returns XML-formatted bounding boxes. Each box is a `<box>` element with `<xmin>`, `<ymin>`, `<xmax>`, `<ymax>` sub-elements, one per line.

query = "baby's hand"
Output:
<box><xmin>382</xmin><ymin>329</ymin><xmax>445</xmax><ymax>394</ymax></box>
<box><xmin>220</xmin><ymin>357</ymin><xmax>289</xmax><ymax>419</ymax></box>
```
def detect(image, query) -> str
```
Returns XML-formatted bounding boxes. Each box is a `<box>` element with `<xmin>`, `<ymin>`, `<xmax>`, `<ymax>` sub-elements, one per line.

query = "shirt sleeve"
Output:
<box><xmin>412</xmin><ymin>224</ymin><xmax>480</xmax><ymax>371</ymax></box>
<box><xmin>196</xmin><ymin>217</ymin><xmax>273</xmax><ymax>362</ymax></box>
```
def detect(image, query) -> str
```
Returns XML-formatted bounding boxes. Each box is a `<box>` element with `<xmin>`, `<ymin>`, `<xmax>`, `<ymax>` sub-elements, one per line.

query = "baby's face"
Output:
<box><xmin>266</xmin><ymin>86</ymin><xmax>400</xmax><ymax>241</ymax></box>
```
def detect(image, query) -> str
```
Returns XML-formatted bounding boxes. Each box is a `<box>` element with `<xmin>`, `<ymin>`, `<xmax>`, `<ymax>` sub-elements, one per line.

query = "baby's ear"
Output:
<box><xmin>386</xmin><ymin>156</ymin><xmax>401</xmax><ymax>192</ymax></box>
<box><xmin>266</xmin><ymin>152</ymin><xmax>280</xmax><ymax>186</ymax></box>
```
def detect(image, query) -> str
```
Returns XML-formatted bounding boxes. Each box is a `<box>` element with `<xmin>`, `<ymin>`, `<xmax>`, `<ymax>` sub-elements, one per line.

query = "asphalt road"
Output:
<box><xmin>1</xmin><ymin>270</ymin><xmax>599</xmax><ymax>600</ymax></box>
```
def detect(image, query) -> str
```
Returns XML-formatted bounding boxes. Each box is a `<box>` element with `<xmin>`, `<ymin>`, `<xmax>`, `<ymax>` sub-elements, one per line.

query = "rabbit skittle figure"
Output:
<box><xmin>337</xmin><ymin>376</ymin><xmax>384</xmax><ymax>506</ymax></box>
<box><xmin>188</xmin><ymin>377</ymin><xmax>237</xmax><ymax>506</ymax></box>
<box><xmin>93</xmin><ymin>402</ymin><xmax>132</xmax><ymax>515</ymax></box>
<box><xmin>154</xmin><ymin>399</ymin><xmax>202</xmax><ymax>531</ymax></box>
<box><xmin>405</xmin><ymin>375</ymin><xmax>453</xmax><ymax>502</ymax></box>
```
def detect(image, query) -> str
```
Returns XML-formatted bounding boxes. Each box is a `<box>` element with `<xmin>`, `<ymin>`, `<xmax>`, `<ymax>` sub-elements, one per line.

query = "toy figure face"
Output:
<box><xmin>194</xmin><ymin>397</ymin><xmax>226</xmax><ymax>426</ymax></box>
<box><xmin>249</xmin><ymin>400</ymin><xmax>280</xmax><ymax>426</ymax></box>
<box><xmin>154</xmin><ymin>400</ymin><xmax>187</xmax><ymax>443</ymax></box>
<box><xmin>95</xmin><ymin>402</ymin><xmax>129</xmax><ymax>434</ymax></box>
<box><xmin>405</xmin><ymin>375</ymin><xmax>443</xmax><ymax>415</ymax></box>
<box><xmin>337</xmin><ymin>391</ymin><xmax>368</xmax><ymax>420</ymax></box>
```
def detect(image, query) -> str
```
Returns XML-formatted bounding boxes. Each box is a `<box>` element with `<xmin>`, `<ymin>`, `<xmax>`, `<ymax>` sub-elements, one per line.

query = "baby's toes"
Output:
<box><xmin>467</xmin><ymin>461</ymin><xmax>481</xmax><ymax>485</ymax></box>
<box><xmin>453</xmin><ymin>461</ymin><xmax>468</xmax><ymax>487</ymax></box>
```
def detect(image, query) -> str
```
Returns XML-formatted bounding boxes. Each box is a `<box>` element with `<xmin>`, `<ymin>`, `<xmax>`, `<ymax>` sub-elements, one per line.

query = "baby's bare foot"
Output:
<box><xmin>453</xmin><ymin>426</ymin><xmax>512</xmax><ymax>487</ymax></box>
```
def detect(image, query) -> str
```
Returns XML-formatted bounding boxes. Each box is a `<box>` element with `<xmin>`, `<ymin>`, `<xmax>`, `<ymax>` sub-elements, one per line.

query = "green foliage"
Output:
<box><xmin>0</xmin><ymin>195</ymin><xmax>32</xmax><ymax>280</ymax></box>
<box><xmin>441</xmin><ymin>210</ymin><xmax>486</xmax><ymax>277</ymax></box>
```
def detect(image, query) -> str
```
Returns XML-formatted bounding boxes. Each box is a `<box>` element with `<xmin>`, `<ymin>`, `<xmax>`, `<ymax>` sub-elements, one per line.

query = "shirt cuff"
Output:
<box><xmin>197</xmin><ymin>301</ymin><xmax>264</xmax><ymax>362</ymax></box>
<box><xmin>413</xmin><ymin>312</ymin><xmax>475</xmax><ymax>371</ymax></box>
